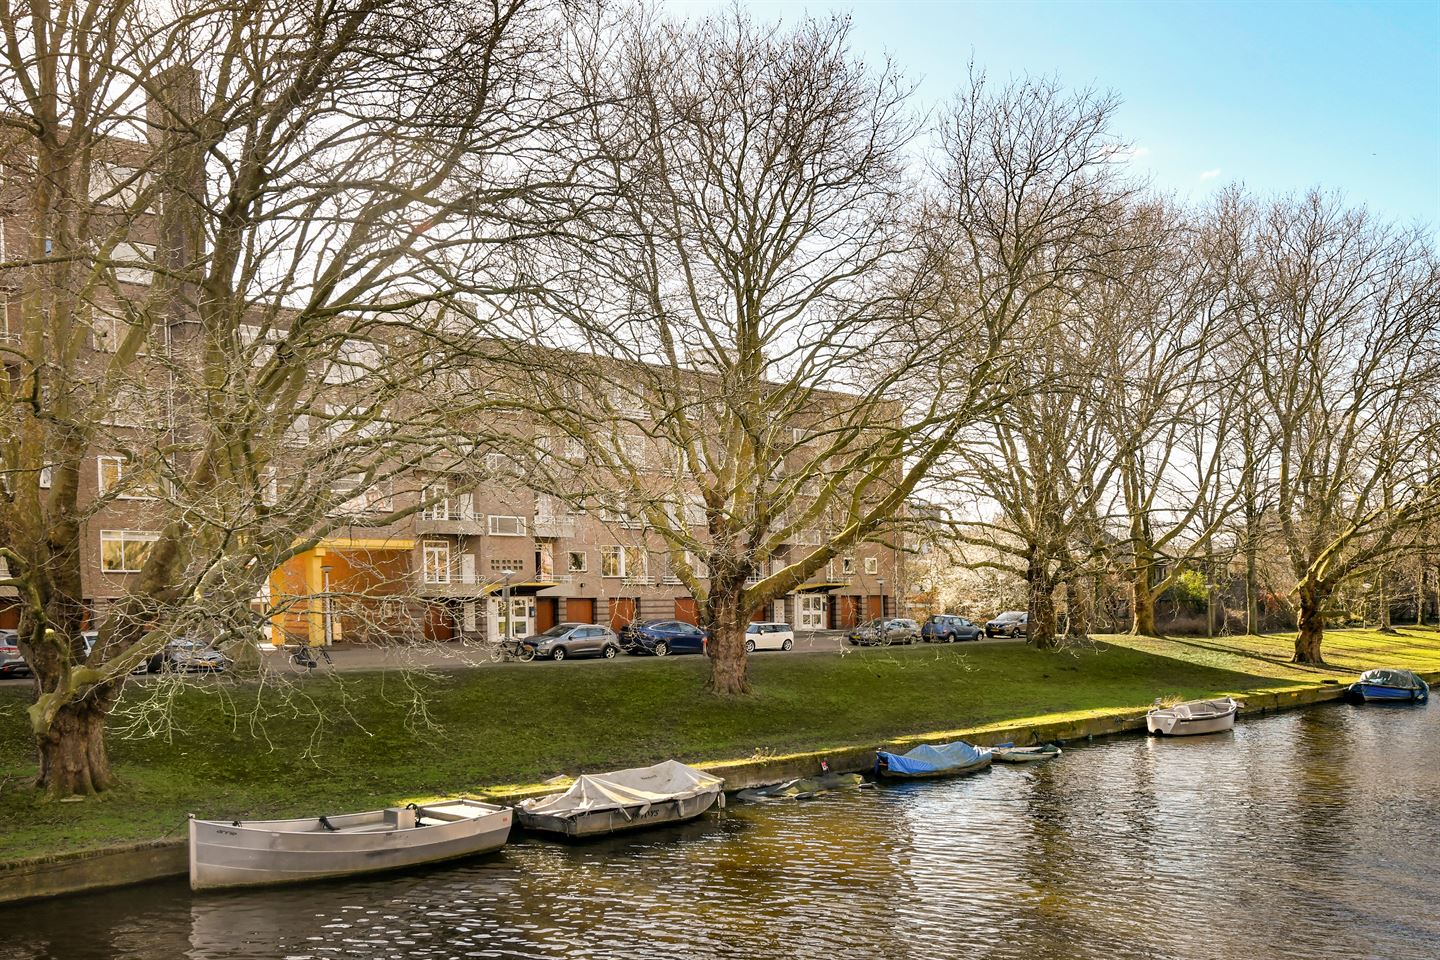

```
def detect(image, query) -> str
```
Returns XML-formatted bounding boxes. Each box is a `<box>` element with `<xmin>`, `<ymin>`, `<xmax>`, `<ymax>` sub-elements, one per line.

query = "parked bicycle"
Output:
<box><xmin>484</xmin><ymin>636</ymin><xmax>535</xmax><ymax>663</ymax></box>
<box><xmin>288</xmin><ymin>643</ymin><xmax>335</xmax><ymax>672</ymax></box>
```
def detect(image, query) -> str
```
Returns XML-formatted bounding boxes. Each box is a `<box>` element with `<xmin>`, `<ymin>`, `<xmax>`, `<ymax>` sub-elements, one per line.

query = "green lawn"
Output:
<box><xmin>3</xmin><ymin>627</ymin><xmax>1437</xmax><ymax>861</ymax></box>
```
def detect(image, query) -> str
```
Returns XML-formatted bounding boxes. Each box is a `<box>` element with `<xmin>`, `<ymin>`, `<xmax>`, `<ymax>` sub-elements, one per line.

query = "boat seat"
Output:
<box><xmin>416</xmin><ymin>805</ymin><xmax>471</xmax><ymax>822</ymax></box>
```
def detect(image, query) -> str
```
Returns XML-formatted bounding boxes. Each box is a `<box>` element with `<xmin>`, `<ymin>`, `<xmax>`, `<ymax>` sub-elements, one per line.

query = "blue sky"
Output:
<box><xmin>671</xmin><ymin>0</ymin><xmax>1440</xmax><ymax>231</ymax></box>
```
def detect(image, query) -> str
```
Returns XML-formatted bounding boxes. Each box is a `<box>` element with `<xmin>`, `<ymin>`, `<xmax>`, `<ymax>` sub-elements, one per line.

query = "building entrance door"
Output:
<box><xmin>491</xmin><ymin>597</ymin><xmax>533</xmax><ymax>638</ymax></box>
<box><xmin>798</xmin><ymin>595</ymin><xmax>826</xmax><ymax>630</ymax></box>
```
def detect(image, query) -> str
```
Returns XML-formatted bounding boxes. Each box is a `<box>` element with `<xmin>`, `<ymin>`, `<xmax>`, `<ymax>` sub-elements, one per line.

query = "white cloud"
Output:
<box><xmin>1104</xmin><ymin>145</ymin><xmax>1152</xmax><ymax>163</ymax></box>
<box><xmin>1199</xmin><ymin>168</ymin><xmax>1222</xmax><ymax>181</ymax></box>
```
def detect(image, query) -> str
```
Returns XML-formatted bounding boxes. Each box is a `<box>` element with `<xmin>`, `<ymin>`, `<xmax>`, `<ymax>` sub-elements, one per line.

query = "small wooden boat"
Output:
<box><xmin>1146</xmin><ymin>697</ymin><xmax>1238</xmax><ymax>736</ymax></box>
<box><xmin>992</xmin><ymin>743</ymin><xmax>1062</xmax><ymax>763</ymax></box>
<box><xmin>515</xmin><ymin>760</ymin><xmax>724</xmax><ymax>838</ymax></box>
<box><xmin>734</xmin><ymin>772</ymin><xmax>866</xmax><ymax>802</ymax></box>
<box><xmin>875</xmin><ymin>740</ymin><xmax>992</xmax><ymax>779</ymax></box>
<box><xmin>1347</xmin><ymin>668</ymin><xmax>1429</xmax><ymax>704</ymax></box>
<box><xmin>189</xmin><ymin>798</ymin><xmax>511</xmax><ymax>891</ymax></box>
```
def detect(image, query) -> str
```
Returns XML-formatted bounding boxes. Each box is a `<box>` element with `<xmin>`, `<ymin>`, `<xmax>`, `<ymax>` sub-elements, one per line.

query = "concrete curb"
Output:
<box><xmin>3</xmin><ymin>671</ymin><xmax>1433</xmax><ymax>906</ymax></box>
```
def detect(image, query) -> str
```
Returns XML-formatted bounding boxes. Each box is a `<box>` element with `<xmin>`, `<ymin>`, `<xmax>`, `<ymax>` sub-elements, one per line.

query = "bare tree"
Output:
<box><xmin>931</xmin><ymin>73</ymin><xmax>1142</xmax><ymax>650</ymax></box>
<box><xmin>1227</xmin><ymin>191</ymin><xmax>1440</xmax><ymax>664</ymax></box>
<box><xmin>521</xmin><ymin>10</ymin><xmax>1015</xmax><ymax>695</ymax></box>
<box><xmin>0</xmin><ymin>0</ymin><xmax>574</xmax><ymax>796</ymax></box>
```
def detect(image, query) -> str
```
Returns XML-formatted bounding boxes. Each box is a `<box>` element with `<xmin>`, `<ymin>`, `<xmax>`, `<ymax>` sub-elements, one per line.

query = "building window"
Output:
<box><xmin>600</xmin><ymin>545</ymin><xmax>647</xmax><ymax>580</ymax></box>
<box><xmin>332</xmin><ymin>475</ymin><xmax>393</xmax><ymax>514</ymax></box>
<box><xmin>0</xmin><ymin>292</ymin><xmax>15</xmax><ymax>342</ymax></box>
<box><xmin>683</xmin><ymin>550</ymin><xmax>709</xmax><ymax>579</ymax></box>
<box><xmin>423</xmin><ymin>541</ymin><xmax>451</xmax><ymax>583</ymax></box>
<box><xmin>100</xmin><ymin>530</ymin><xmax>159</xmax><ymax>573</ymax></box>
<box><xmin>89</xmin><ymin>162</ymin><xmax>151</xmax><ymax>209</ymax></box>
<box><xmin>488</xmin><ymin>515</ymin><xmax>526</xmax><ymax>537</ymax></box>
<box><xmin>39</xmin><ymin>465</ymin><xmax>53</xmax><ymax>488</ymax></box>
<box><xmin>324</xmin><ymin>338</ymin><xmax>384</xmax><ymax>384</ymax></box>
<box><xmin>98</xmin><ymin>455</ymin><xmax>162</xmax><ymax>499</ymax></box>
<box><xmin>567</xmin><ymin>551</ymin><xmax>587</xmax><ymax>573</ymax></box>
<box><xmin>864</xmin><ymin>556</ymin><xmax>879</xmax><ymax>575</ymax></box>
<box><xmin>842</xmin><ymin>556</ymin><xmax>855</xmax><ymax>576</ymax></box>
<box><xmin>112</xmin><ymin>241</ymin><xmax>155</xmax><ymax>286</ymax></box>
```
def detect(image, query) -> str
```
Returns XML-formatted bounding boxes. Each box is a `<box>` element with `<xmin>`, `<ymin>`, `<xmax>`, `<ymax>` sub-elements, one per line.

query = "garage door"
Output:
<box><xmin>867</xmin><ymin>595</ymin><xmax>884</xmax><ymax>620</ymax></box>
<box><xmin>674</xmin><ymin>597</ymin><xmax>699</xmax><ymax>625</ymax></box>
<box><xmin>609</xmin><ymin>597</ymin><xmax>639</xmax><ymax>631</ymax></box>
<box><xmin>566</xmin><ymin>598</ymin><xmax>596</xmax><ymax>624</ymax></box>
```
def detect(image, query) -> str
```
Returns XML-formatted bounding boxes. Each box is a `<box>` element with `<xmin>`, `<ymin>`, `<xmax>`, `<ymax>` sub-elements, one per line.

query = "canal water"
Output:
<box><xmin>3</xmin><ymin>702</ymin><xmax>1437</xmax><ymax>960</ymax></box>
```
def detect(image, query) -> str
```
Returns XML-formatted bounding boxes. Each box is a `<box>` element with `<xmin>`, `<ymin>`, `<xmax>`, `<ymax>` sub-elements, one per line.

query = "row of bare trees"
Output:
<box><xmin>0</xmin><ymin>0</ymin><xmax>1434</xmax><ymax>798</ymax></box>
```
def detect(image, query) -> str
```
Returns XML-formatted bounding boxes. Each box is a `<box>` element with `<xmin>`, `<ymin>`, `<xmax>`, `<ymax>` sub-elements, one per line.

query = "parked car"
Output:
<box><xmin>153</xmin><ymin>638</ymin><xmax>231</xmax><ymax>673</ymax></box>
<box><xmin>619</xmin><ymin>620</ymin><xmax>708</xmax><ymax>656</ymax></box>
<box><xmin>522</xmin><ymin>623</ymin><xmax>621</xmax><ymax>661</ymax></box>
<box><xmin>985</xmin><ymin>611</ymin><xmax>1028</xmax><ymax>638</ymax></box>
<box><xmin>745</xmin><ymin>622</ymin><xmax>795</xmax><ymax>652</ymax></box>
<box><xmin>0</xmin><ymin>629</ymin><xmax>30</xmax><ymax>678</ymax></box>
<box><xmin>920</xmin><ymin>615</ymin><xmax>983</xmax><ymax>643</ymax></box>
<box><xmin>846</xmin><ymin>617</ymin><xmax>920</xmax><ymax>646</ymax></box>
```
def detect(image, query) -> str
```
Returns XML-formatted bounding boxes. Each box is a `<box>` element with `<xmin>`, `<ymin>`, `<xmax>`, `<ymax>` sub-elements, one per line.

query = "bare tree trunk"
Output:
<box><xmin>1245</xmin><ymin>536</ymin><xmax>1260</xmax><ymax>635</ymax></box>
<box><xmin>35</xmin><ymin>697</ymin><xmax>116</xmax><ymax>797</ymax></box>
<box><xmin>1131</xmin><ymin>568</ymin><xmax>1157</xmax><ymax>636</ymax></box>
<box><xmin>1294</xmin><ymin>579</ymin><xmax>1328</xmax><ymax>665</ymax></box>
<box><xmin>1416</xmin><ymin>563</ymin><xmax>1426</xmax><ymax>627</ymax></box>
<box><xmin>703</xmin><ymin>574</ymin><xmax>751</xmax><ymax>696</ymax></box>
<box><xmin>1027</xmin><ymin>553</ymin><xmax>1059</xmax><ymax>650</ymax></box>
<box><xmin>1378</xmin><ymin>567</ymin><xmax>1397</xmax><ymax>633</ymax></box>
<box><xmin>1065</xmin><ymin>576</ymin><xmax>1091</xmax><ymax>638</ymax></box>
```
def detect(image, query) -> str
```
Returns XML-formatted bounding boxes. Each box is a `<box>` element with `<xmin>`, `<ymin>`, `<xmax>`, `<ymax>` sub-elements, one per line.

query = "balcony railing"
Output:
<box><xmin>532</xmin><ymin>514</ymin><xmax>576</xmax><ymax>539</ymax></box>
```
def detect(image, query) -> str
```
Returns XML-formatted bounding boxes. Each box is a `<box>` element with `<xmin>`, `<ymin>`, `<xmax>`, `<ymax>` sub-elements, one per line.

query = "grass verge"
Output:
<box><xmin>2</xmin><ymin>626</ymin><xmax>1437</xmax><ymax>861</ymax></box>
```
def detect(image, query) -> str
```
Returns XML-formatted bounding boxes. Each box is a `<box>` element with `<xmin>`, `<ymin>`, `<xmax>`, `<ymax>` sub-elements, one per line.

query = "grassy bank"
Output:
<box><xmin>3</xmin><ymin>627</ymin><xmax>1437</xmax><ymax>861</ymax></box>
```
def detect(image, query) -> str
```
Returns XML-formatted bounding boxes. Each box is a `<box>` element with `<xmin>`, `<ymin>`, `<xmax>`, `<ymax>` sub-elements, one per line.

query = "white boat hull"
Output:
<box><xmin>189</xmin><ymin>800</ymin><xmax>512</xmax><ymax>891</ymax></box>
<box><xmin>1146</xmin><ymin>697</ymin><xmax>1239</xmax><ymax>736</ymax></box>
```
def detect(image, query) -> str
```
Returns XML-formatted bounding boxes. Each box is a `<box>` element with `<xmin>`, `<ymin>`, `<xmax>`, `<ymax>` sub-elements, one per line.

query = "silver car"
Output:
<box><xmin>846</xmin><ymin>618</ymin><xmax>920</xmax><ymax>646</ymax></box>
<box><xmin>0</xmin><ymin>629</ymin><xmax>29</xmax><ymax>677</ymax></box>
<box><xmin>522</xmin><ymin>623</ymin><xmax>621</xmax><ymax>662</ymax></box>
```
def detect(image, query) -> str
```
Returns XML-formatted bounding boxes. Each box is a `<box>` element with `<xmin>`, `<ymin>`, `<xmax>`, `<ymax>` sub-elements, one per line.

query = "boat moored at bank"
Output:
<box><xmin>189</xmin><ymin>799</ymin><xmax>512</xmax><ymax>891</ymax></box>
<box><xmin>875</xmin><ymin>740</ymin><xmax>993</xmax><ymax>779</ymax></box>
<box><xmin>515</xmin><ymin>760</ymin><xmax>724</xmax><ymax>838</ymax></box>
<box><xmin>1347</xmin><ymin>669</ymin><xmax>1429</xmax><ymax>704</ymax></box>
<box><xmin>1145</xmin><ymin>697</ymin><xmax>1239</xmax><ymax>736</ymax></box>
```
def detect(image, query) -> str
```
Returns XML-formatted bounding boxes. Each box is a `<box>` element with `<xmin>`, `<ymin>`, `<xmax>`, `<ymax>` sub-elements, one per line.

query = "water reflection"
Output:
<box><xmin>3</xmin><ymin>703</ymin><xmax>1437</xmax><ymax>960</ymax></box>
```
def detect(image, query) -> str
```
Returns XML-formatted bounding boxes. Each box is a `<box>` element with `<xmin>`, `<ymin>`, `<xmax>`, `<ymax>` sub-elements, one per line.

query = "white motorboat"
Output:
<box><xmin>189</xmin><ymin>798</ymin><xmax>512</xmax><ymax>891</ymax></box>
<box><xmin>516</xmin><ymin>760</ymin><xmax>724</xmax><ymax>838</ymax></box>
<box><xmin>1145</xmin><ymin>697</ymin><xmax>1239</xmax><ymax>736</ymax></box>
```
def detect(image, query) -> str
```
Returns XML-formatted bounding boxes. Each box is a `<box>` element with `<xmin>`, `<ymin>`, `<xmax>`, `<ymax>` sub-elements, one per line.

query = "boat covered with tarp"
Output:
<box><xmin>1348</xmin><ymin>669</ymin><xmax>1429</xmax><ymax>704</ymax></box>
<box><xmin>1146</xmin><ymin>697</ymin><xmax>1238</xmax><ymax>736</ymax></box>
<box><xmin>515</xmin><ymin>760</ymin><xmax>724</xmax><ymax>838</ymax></box>
<box><xmin>189</xmin><ymin>798</ymin><xmax>511</xmax><ymax>891</ymax></box>
<box><xmin>875</xmin><ymin>740</ymin><xmax>992</xmax><ymax>779</ymax></box>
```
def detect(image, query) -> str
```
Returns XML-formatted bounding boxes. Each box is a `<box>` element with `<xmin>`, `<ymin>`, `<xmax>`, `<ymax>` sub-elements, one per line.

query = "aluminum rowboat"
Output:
<box><xmin>1145</xmin><ymin>697</ymin><xmax>1238</xmax><ymax>736</ymax></box>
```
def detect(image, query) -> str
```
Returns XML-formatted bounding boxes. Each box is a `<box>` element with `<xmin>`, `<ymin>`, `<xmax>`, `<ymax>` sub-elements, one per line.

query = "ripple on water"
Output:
<box><xmin>2</xmin><ymin>704</ymin><xmax>1437</xmax><ymax>960</ymax></box>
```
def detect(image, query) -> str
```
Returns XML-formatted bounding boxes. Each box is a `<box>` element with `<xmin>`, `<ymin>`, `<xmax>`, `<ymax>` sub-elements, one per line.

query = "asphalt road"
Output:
<box><xmin>0</xmin><ymin>631</ymin><xmax>1028</xmax><ymax>684</ymax></box>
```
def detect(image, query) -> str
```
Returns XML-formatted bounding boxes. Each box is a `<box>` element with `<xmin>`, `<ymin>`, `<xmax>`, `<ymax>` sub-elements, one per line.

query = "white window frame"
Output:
<box><xmin>97</xmin><ymin>455</ymin><xmax>162</xmax><ymax>500</ymax></box>
<box><xmin>567</xmin><ymin>550</ymin><xmax>588</xmax><ymax>573</ymax></box>
<box><xmin>864</xmin><ymin>556</ymin><xmax>879</xmax><ymax>575</ymax></box>
<box><xmin>112</xmin><ymin>241</ymin><xmax>155</xmax><ymax>286</ymax></box>
<box><xmin>99</xmin><ymin>530</ymin><xmax>159</xmax><ymax>573</ymax></box>
<box><xmin>423</xmin><ymin>541</ymin><xmax>451</xmax><ymax>583</ymax></box>
<box><xmin>89</xmin><ymin>161</ymin><xmax>151</xmax><ymax>209</ymax></box>
<box><xmin>0</xmin><ymin>291</ymin><xmax>15</xmax><ymax>343</ymax></box>
<box><xmin>600</xmin><ymin>545</ymin><xmax>647</xmax><ymax>580</ymax></box>
<box><xmin>842</xmin><ymin>556</ymin><xmax>855</xmax><ymax>576</ymax></box>
<box><xmin>488</xmin><ymin>515</ymin><xmax>526</xmax><ymax>537</ymax></box>
<box><xmin>39</xmin><ymin>465</ymin><xmax>53</xmax><ymax>488</ymax></box>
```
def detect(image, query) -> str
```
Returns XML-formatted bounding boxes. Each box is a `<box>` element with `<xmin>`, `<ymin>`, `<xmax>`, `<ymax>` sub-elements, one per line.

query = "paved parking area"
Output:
<box><xmin>0</xmin><ymin>631</ymin><xmax>1027</xmax><ymax>684</ymax></box>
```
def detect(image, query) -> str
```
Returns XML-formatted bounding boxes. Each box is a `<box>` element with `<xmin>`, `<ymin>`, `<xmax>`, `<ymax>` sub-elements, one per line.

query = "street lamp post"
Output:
<box><xmin>321</xmin><ymin>565</ymin><xmax>333</xmax><ymax>646</ymax></box>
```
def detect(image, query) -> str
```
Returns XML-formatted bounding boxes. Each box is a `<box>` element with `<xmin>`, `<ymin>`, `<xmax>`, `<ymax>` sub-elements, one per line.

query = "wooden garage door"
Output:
<box><xmin>566</xmin><ymin>598</ymin><xmax>596</xmax><ymax>624</ymax></box>
<box><xmin>867</xmin><ymin>595</ymin><xmax>884</xmax><ymax>620</ymax></box>
<box><xmin>535</xmin><ymin>598</ymin><xmax>559</xmax><ymax>633</ymax></box>
<box><xmin>609</xmin><ymin>597</ymin><xmax>639</xmax><ymax>631</ymax></box>
<box><xmin>674</xmin><ymin>597</ymin><xmax>699</xmax><ymax>625</ymax></box>
<box><xmin>837</xmin><ymin>596</ymin><xmax>861</xmax><ymax>628</ymax></box>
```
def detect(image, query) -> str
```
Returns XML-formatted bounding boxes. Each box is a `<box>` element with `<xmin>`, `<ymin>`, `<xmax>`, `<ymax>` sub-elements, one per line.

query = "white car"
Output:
<box><xmin>745</xmin><ymin>622</ymin><xmax>794</xmax><ymax>652</ymax></box>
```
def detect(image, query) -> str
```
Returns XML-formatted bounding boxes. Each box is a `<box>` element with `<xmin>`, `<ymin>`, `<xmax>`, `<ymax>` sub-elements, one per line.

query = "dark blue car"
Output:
<box><xmin>920</xmin><ymin>615</ymin><xmax>982</xmax><ymax>643</ymax></box>
<box><xmin>619</xmin><ymin>619</ymin><xmax>708</xmax><ymax>657</ymax></box>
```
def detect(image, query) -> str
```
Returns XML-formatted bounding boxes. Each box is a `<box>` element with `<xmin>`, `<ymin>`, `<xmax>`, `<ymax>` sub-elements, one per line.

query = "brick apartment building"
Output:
<box><xmin>1</xmin><ymin>88</ymin><xmax>912</xmax><ymax>647</ymax></box>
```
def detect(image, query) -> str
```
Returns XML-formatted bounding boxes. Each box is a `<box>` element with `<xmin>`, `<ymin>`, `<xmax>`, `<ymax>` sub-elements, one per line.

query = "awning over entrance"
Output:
<box><xmin>793</xmin><ymin>582</ymin><xmax>848</xmax><ymax>593</ymax></box>
<box><xmin>479</xmin><ymin>580</ymin><xmax>561</xmax><ymax>597</ymax></box>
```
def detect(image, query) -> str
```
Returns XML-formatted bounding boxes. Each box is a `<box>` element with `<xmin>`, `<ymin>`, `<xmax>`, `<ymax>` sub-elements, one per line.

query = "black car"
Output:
<box><xmin>984</xmin><ymin>611</ymin><xmax>1028</xmax><ymax>638</ymax></box>
<box><xmin>920</xmin><ymin>615</ymin><xmax>982</xmax><ymax>643</ymax></box>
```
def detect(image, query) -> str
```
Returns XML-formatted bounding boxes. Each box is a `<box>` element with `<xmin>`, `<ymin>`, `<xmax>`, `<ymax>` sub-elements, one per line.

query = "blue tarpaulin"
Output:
<box><xmin>877</xmin><ymin>740</ymin><xmax>991</xmax><ymax>777</ymax></box>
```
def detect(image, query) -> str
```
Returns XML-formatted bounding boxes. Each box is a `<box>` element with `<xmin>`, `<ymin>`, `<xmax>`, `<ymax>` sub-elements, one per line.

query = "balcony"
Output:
<box><xmin>415</xmin><ymin>506</ymin><xmax>484</xmax><ymax>536</ymax></box>
<box><xmin>415</xmin><ymin>565</ymin><xmax>492</xmax><ymax>598</ymax></box>
<box><xmin>532</xmin><ymin>514</ymin><xmax>576</xmax><ymax>539</ymax></box>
